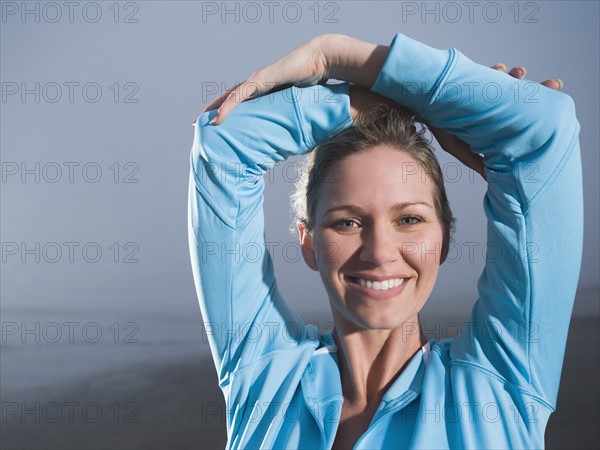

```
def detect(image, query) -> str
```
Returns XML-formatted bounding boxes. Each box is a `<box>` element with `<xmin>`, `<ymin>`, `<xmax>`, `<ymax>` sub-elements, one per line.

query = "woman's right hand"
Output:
<box><xmin>203</xmin><ymin>34</ymin><xmax>387</xmax><ymax>125</ymax></box>
<box><xmin>202</xmin><ymin>35</ymin><xmax>329</xmax><ymax>124</ymax></box>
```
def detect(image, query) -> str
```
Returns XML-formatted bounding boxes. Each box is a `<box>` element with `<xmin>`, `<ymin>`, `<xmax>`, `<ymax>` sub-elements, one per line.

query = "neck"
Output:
<box><xmin>332</xmin><ymin>315</ymin><xmax>426</xmax><ymax>406</ymax></box>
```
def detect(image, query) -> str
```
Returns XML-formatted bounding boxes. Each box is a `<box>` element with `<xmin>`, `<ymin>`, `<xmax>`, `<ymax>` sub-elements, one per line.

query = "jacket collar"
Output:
<box><xmin>300</xmin><ymin>333</ymin><xmax>432</xmax><ymax>443</ymax></box>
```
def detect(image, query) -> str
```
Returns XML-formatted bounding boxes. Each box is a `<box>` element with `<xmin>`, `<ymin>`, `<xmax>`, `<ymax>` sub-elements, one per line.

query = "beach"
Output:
<box><xmin>1</xmin><ymin>313</ymin><xmax>598</xmax><ymax>450</ymax></box>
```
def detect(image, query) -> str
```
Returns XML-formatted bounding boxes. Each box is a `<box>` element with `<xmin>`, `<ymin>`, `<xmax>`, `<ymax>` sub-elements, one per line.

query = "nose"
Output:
<box><xmin>359</xmin><ymin>223</ymin><xmax>402</xmax><ymax>267</ymax></box>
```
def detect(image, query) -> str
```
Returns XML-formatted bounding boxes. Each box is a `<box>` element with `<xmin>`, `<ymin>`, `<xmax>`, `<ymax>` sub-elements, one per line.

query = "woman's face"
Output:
<box><xmin>299</xmin><ymin>144</ymin><xmax>444</xmax><ymax>332</ymax></box>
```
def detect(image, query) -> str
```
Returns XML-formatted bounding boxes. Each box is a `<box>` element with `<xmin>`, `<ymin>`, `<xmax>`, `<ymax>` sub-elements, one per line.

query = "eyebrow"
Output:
<box><xmin>323</xmin><ymin>202</ymin><xmax>434</xmax><ymax>216</ymax></box>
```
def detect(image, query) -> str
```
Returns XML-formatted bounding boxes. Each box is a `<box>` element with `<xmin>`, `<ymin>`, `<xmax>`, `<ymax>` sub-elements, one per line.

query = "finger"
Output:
<box><xmin>193</xmin><ymin>84</ymin><xmax>242</xmax><ymax>125</ymax></box>
<box><xmin>508</xmin><ymin>66</ymin><xmax>526</xmax><ymax>79</ymax></box>
<box><xmin>211</xmin><ymin>71</ymin><xmax>280</xmax><ymax>125</ymax></box>
<box><xmin>541</xmin><ymin>79</ymin><xmax>564</xmax><ymax>90</ymax></box>
<box><xmin>193</xmin><ymin>83</ymin><xmax>244</xmax><ymax>125</ymax></box>
<box><xmin>202</xmin><ymin>84</ymin><xmax>240</xmax><ymax>114</ymax></box>
<box><xmin>491</xmin><ymin>63</ymin><xmax>507</xmax><ymax>72</ymax></box>
<box><xmin>211</xmin><ymin>84</ymin><xmax>257</xmax><ymax>124</ymax></box>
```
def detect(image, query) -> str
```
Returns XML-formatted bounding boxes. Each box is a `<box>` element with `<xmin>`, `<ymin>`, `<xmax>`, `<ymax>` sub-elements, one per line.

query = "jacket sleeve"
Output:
<box><xmin>370</xmin><ymin>33</ymin><xmax>583</xmax><ymax>408</ymax></box>
<box><xmin>188</xmin><ymin>83</ymin><xmax>353</xmax><ymax>386</ymax></box>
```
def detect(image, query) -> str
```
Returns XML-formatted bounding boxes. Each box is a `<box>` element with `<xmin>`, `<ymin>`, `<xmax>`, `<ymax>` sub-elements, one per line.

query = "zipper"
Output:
<box><xmin>352</xmin><ymin>391</ymin><xmax>419</xmax><ymax>449</ymax></box>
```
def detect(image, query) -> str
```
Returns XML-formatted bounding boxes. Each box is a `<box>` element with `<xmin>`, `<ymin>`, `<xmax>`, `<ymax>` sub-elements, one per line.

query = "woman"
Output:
<box><xmin>188</xmin><ymin>33</ymin><xmax>582</xmax><ymax>449</ymax></box>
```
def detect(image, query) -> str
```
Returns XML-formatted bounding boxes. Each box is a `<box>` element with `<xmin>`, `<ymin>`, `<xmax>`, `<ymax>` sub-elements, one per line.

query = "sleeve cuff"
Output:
<box><xmin>370</xmin><ymin>33</ymin><xmax>454</xmax><ymax>116</ymax></box>
<box><xmin>294</xmin><ymin>82</ymin><xmax>354</xmax><ymax>150</ymax></box>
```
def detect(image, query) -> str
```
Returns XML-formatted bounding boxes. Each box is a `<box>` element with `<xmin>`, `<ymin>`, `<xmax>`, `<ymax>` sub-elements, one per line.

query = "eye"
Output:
<box><xmin>399</xmin><ymin>215</ymin><xmax>424</xmax><ymax>226</ymax></box>
<box><xmin>332</xmin><ymin>218</ymin><xmax>360</xmax><ymax>229</ymax></box>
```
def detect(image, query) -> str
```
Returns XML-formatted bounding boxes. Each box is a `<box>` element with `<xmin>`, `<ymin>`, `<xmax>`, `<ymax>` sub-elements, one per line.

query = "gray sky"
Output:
<box><xmin>2</xmin><ymin>0</ymin><xmax>598</xmax><ymax>326</ymax></box>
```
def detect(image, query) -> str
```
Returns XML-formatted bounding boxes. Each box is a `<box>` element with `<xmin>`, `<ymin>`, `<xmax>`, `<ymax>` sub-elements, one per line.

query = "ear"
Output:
<box><xmin>297</xmin><ymin>222</ymin><xmax>318</xmax><ymax>272</ymax></box>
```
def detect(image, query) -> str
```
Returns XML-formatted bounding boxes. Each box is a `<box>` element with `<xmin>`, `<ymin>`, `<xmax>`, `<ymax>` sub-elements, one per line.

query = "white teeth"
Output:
<box><xmin>355</xmin><ymin>277</ymin><xmax>405</xmax><ymax>291</ymax></box>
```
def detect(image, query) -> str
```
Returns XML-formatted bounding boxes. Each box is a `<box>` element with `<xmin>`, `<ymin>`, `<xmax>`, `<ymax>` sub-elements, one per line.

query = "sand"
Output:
<box><xmin>1</xmin><ymin>316</ymin><xmax>598</xmax><ymax>450</ymax></box>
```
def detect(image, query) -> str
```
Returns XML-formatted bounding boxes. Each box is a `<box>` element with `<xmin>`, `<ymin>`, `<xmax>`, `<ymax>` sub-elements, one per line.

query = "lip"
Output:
<box><xmin>346</xmin><ymin>273</ymin><xmax>410</xmax><ymax>282</ymax></box>
<box><xmin>345</xmin><ymin>275</ymin><xmax>409</xmax><ymax>300</ymax></box>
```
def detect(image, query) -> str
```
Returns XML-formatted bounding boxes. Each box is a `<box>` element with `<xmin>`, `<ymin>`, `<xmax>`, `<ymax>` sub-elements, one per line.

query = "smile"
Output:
<box><xmin>345</xmin><ymin>275</ymin><xmax>409</xmax><ymax>299</ymax></box>
<box><xmin>351</xmin><ymin>276</ymin><xmax>405</xmax><ymax>290</ymax></box>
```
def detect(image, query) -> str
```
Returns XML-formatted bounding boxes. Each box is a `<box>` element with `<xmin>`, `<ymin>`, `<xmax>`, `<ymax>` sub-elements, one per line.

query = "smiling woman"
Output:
<box><xmin>292</xmin><ymin>106</ymin><xmax>448</xmax><ymax>343</ymax></box>
<box><xmin>188</xmin><ymin>32</ymin><xmax>582</xmax><ymax>449</ymax></box>
<box><xmin>299</xmin><ymin>147</ymin><xmax>443</xmax><ymax>324</ymax></box>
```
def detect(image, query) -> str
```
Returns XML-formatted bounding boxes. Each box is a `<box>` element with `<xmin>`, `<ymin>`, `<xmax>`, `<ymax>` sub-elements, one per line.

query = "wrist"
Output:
<box><xmin>319</xmin><ymin>33</ymin><xmax>389</xmax><ymax>89</ymax></box>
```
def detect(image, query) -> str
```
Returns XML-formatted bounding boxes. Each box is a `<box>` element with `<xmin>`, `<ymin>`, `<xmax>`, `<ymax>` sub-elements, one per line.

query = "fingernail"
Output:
<box><xmin>557</xmin><ymin>79</ymin><xmax>564</xmax><ymax>89</ymax></box>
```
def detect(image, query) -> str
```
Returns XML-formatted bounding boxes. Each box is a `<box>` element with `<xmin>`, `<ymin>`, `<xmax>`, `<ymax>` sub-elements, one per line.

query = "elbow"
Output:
<box><xmin>190</xmin><ymin>110</ymin><xmax>226</xmax><ymax>166</ymax></box>
<box><xmin>545</xmin><ymin>90</ymin><xmax>579</xmax><ymax>140</ymax></box>
<box><xmin>521</xmin><ymin>90</ymin><xmax>580</xmax><ymax>162</ymax></box>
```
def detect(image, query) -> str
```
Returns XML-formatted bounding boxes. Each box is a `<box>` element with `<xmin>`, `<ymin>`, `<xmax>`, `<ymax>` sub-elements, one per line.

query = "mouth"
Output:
<box><xmin>345</xmin><ymin>275</ymin><xmax>409</xmax><ymax>300</ymax></box>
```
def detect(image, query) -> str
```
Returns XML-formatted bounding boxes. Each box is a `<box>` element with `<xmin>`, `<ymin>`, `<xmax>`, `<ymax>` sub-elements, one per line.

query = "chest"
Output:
<box><xmin>331</xmin><ymin>402</ymin><xmax>379</xmax><ymax>450</ymax></box>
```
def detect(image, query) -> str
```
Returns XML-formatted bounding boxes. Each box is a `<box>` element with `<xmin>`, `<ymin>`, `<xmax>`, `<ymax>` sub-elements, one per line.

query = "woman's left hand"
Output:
<box><xmin>429</xmin><ymin>64</ymin><xmax>564</xmax><ymax>181</ymax></box>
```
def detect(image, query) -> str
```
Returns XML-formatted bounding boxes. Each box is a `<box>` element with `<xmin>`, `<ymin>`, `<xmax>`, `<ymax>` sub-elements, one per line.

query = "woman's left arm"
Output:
<box><xmin>369</xmin><ymin>33</ymin><xmax>582</xmax><ymax>410</ymax></box>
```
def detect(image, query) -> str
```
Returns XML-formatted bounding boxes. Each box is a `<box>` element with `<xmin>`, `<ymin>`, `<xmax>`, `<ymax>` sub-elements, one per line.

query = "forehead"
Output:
<box><xmin>316</xmin><ymin>145</ymin><xmax>435</xmax><ymax>213</ymax></box>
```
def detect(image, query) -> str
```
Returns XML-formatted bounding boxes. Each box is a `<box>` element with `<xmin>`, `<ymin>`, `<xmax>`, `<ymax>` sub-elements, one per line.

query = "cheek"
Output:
<box><xmin>315</xmin><ymin>231</ymin><xmax>354</xmax><ymax>267</ymax></box>
<box><xmin>404</xmin><ymin>227</ymin><xmax>444</xmax><ymax>266</ymax></box>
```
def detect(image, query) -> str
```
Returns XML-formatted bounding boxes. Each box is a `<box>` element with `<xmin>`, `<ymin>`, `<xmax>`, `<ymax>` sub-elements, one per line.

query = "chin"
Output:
<box><xmin>327</xmin><ymin>285</ymin><xmax>425</xmax><ymax>332</ymax></box>
<box><xmin>341</xmin><ymin>305</ymin><xmax>419</xmax><ymax>332</ymax></box>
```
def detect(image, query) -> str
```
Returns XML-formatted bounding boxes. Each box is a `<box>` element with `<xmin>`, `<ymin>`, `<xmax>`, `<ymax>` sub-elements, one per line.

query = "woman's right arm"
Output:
<box><xmin>188</xmin><ymin>82</ymin><xmax>353</xmax><ymax>385</ymax></box>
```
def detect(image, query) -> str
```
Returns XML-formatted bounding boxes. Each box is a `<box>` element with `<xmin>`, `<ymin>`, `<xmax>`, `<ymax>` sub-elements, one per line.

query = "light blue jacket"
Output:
<box><xmin>188</xmin><ymin>33</ymin><xmax>582</xmax><ymax>449</ymax></box>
